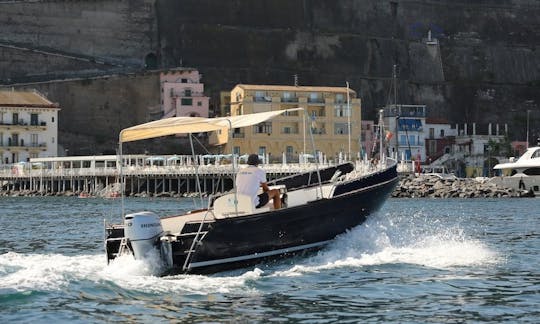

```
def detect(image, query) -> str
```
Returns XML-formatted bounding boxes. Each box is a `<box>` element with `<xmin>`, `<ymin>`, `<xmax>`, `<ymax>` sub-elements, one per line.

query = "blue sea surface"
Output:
<box><xmin>1</xmin><ymin>197</ymin><xmax>539</xmax><ymax>323</ymax></box>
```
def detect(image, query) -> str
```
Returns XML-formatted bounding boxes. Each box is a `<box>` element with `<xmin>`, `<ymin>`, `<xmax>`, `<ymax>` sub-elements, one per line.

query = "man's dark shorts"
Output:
<box><xmin>256</xmin><ymin>192</ymin><xmax>269</xmax><ymax>208</ymax></box>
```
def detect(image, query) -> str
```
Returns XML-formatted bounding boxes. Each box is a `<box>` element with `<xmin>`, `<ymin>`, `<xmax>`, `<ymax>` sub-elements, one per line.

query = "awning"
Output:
<box><xmin>119</xmin><ymin>108</ymin><xmax>303</xmax><ymax>143</ymax></box>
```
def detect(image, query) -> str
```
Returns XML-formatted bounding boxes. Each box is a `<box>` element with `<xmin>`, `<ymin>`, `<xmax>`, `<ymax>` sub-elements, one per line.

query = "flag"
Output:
<box><xmin>385</xmin><ymin>131</ymin><xmax>393</xmax><ymax>141</ymax></box>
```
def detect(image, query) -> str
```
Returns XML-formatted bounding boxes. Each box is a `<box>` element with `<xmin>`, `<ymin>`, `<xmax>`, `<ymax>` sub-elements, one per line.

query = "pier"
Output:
<box><xmin>0</xmin><ymin>155</ymin><xmax>326</xmax><ymax>197</ymax></box>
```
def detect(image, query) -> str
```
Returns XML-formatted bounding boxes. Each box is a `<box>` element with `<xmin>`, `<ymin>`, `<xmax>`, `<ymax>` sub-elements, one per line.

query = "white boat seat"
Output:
<box><xmin>213</xmin><ymin>193</ymin><xmax>257</xmax><ymax>219</ymax></box>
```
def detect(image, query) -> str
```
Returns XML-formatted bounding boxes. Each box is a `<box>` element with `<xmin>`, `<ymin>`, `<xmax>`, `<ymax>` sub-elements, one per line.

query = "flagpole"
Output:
<box><xmin>346</xmin><ymin>82</ymin><xmax>351</xmax><ymax>160</ymax></box>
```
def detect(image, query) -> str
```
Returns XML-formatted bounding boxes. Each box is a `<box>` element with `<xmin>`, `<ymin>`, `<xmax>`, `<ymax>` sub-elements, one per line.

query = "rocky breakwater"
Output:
<box><xmin>393</xmin><ymin>175</ymin><xmax>531</xmax><ymax>198</ymax></box>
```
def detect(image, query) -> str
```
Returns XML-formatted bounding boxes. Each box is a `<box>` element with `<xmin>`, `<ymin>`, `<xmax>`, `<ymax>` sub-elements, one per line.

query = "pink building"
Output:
<box><xmin>160</xmin><ymin>68</ymin><xmax>209</xmax><ymax>118</ymax></box>
<box><xmin>361</xmin><ymin>120</ymin><xmax>376</xmax><ymax>159</ymax></box>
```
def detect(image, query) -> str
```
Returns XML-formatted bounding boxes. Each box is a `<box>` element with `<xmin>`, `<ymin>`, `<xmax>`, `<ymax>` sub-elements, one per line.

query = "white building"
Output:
<box><xmin>0</xmin><ymin>89</ymin><xmax>60</xmax><ymax>163</ymax></box>
<box><xmin>383</xmin><ymin>104</ymin><xmax>427</xmax><ymax>161</ymax></box>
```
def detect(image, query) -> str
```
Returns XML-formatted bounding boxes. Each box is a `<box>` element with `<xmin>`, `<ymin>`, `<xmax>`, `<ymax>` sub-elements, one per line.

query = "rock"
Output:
<box><xmin>393</xmin><ymin>174</ymin><xmax>522</xmax><ymax>198</ymax></box>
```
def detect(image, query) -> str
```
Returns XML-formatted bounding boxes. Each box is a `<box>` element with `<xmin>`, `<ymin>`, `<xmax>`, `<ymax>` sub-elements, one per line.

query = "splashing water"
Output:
<box><xmin>274</xmin><ymin>207</ymin><xmax>500</xmax><ymax>276</ymax></box>
<box><xmin>0</xmin><ymin>249</ymin><xmax>263</xmax><ymax>297</ymax></box>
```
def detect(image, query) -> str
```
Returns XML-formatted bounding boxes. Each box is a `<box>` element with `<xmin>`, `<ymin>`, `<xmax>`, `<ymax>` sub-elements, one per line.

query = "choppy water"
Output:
<box><xmin>1</xmin><ymin>197</ymin><xmax>539</xmax><ymax>323</ymax></box>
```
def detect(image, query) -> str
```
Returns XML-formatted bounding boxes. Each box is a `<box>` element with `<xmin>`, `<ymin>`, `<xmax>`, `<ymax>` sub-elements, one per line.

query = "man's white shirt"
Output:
<box><xmin>236</xmin><ymin>165</ymin><xmax>267</xmax><ymax>206</ymax></box>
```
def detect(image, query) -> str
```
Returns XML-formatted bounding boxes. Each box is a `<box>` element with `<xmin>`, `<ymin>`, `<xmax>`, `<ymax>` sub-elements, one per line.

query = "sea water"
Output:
<box><xmin>0</xmin><ymin>197</ymin><xmax>538</xmax><ymax>323</ymax></box>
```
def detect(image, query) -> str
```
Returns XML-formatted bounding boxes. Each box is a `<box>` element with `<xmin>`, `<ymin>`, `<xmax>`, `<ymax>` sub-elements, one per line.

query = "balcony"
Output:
<box><xmin>0</xmin><ymin>121</ymin><xmax>47</xmax><ymax>130</ymax></box>
<box><xmin>281</xmin><ymin>97</ymin><xmax>299</xmax><ymax>103</ymax></box>
<box><xmin>1</xmin><ymin>142</ymin><xmax>47</xmax><ymax>150</ymax></box>
<box><xmin>384</xmin><ymin>104</ymin><xmax>427</xmax><ymax>118</ymax></box>
<box><xmin>281</xmin><ymin>128</ymin><xmax>299</xmax><ymax>134</ymax></box>
<box><xmin>310</xmin><ymin>127</ymin><xmax>326</xmax><ymax>135</ymax></box>
<box><xmin>253</xmin><ymin>96</ymin><xmax>272</xmax><ymax>103</ymax></box>
<box><xmin>307</xmin><ymin>97</ymin><xmax>325</xmax><ymax>104</ymax></box>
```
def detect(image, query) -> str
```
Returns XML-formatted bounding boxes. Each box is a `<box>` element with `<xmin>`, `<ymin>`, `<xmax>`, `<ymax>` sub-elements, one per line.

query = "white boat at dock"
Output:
<box><xmin>490</xmin><ymin>146</ymin><xmax>540</xmax><ymax>196</ymax></box>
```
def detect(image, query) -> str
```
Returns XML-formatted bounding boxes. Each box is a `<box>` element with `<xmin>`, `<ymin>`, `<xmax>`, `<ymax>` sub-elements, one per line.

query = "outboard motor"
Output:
<box><xmin>124</xmin><ymin>211</ymin><xmax>164</xmax><ymax>259</ymax></box>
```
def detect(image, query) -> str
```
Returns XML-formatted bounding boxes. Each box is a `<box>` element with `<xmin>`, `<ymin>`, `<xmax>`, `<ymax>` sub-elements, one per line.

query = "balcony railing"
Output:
<box><xmin>0</xmin><ymin>142</ymin><xmax>47</xmax><ymax>149</ymax></box>
<box><xmin>307</xmin><ymin>98</ymin><xmax>325</xmax><ymax>104</ymax></box>
<box><xmin>232</xmin><ymin>133</ymin><xmax>245</xmax><ymax>138</ymax></box>
<box><xmin>0</xmin><ymin>121</ymin><xmax>47</xmax><ymax>127</ymax></box>
<box><xmin>281</xmin><ymin>97</ymin><xmax>299</xmax><ymax>103</ymax></box>
<box><xmin>254</xmin><ymin>97</ymin><xmax>272</xmax><ymax>103</ymax></box>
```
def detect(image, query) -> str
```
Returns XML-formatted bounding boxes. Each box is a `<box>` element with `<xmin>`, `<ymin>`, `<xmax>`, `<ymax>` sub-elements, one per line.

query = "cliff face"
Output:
<box><xmin>1</xmin><ymin>0</ymin><xmax>539</xmax><ymax>154</ymax></box>
<box><xmin>155</xmin><ymin>0</ymin><xmax>540</xmax><ymax>128</ymax></box>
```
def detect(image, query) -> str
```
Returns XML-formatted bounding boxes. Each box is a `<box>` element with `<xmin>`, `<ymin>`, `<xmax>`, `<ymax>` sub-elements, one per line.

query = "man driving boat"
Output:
<box><xmin>236</xmin><ymin>154</ymin><xmax>282</xmax><ymax>209</ymax></box>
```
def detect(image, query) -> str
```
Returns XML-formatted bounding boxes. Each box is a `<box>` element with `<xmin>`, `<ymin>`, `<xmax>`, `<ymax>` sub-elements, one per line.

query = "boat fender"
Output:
<box><xmin>124</xmin><ymin>211</ymin><xmax>164</xmax><ymax>260</ymax></box>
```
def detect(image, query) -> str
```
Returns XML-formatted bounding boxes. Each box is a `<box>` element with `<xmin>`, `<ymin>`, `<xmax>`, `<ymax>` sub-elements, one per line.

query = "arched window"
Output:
<box><xmin>144</xmin><ymin>53</ymin><xmax>158</xmax><ymax>69</ymax></box>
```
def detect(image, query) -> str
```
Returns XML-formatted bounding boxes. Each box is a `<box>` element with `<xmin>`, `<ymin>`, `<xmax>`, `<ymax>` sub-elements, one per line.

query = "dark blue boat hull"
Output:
<box><xmin>178</xmin><ymin>163</ymin><xmax>398</xmax><ymax>274</ymax></box>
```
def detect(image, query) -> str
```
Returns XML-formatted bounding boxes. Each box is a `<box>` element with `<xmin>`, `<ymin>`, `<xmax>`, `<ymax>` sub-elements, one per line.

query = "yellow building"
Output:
<box><xmin>218</xmin><ymin>91</ymin><xmax>231</xmax><ymax>117</ymax></box>
<box><xmin>211</xmin><ymin>84</ymin><xmax>362</xmax><ymax>163</ymax></box>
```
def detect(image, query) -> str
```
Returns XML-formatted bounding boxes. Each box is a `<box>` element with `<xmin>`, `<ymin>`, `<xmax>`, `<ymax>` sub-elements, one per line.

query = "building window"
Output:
<box><xmin>334</xmin><ymin>123</ymin><xmax>348</xmax><ymax>135</ymax></box>
<box><xmin>233</xmin><ymin>146</ymin><xmax>240</xmax><ymax>155</ymax></box>
<box><xmin>308</xmin><ymin>92</ymin><xmax>321</xmax><ymax>103</ymax></box>
<box><xmin>12</xmin><ymin>133</ymin><xmax>19</xmax><ymax>146</ymax></box>
<box><xmin>185</xmin><ymin>89</ymin><xmax>192</xmax><ymax>97</ymax></box>
<box><xmin>181</xmin><ymin>78</ymin><xmax>188</xmax><ymax>83</ymax></box>
<box><xmin>254</xmin><ymin>91</ymin><xmax>265</xmax><ymax>102</ymax></box>
<box><xmin>286</xmin><ymin>146</ymin><xmax>293</xmax><ymax>156</ymax></box>
<box><xmin>258</xmin><ymin>147</ymin><xmax>266</xmax><ymax>159</ymax></box>
<box><xmin>197</xmin><ymin>101</ymin><xmax>202</xmax><ymax>106</ymax></box>
<box><xmin>440</xmin><ymin>129</ymin><xmax>445</xmax><ymax>137</ymax></box>
<box><xmin>334</xmin><ymin>105</ymin><xmax>350</xmax><ymax>117</ymax></box>
<box><xmin>31</xmin><ymin>114</ymin><xmax>38</xmax><ymax>126</ymax></box>
<box><xmin>181</xmin><ymin>98</ymin><xmax>193</xmax><ymax>106</ymax></box>
<box><xmin>336</xmin><ymin>94</ymin><xmax>344</xmax><ymax>103</ymax></box>
<box><xmin>52</xmin><ymin>137</ymin><xmax>55</xmax><ymax>143</ymax></box>
<box><xmin>12</xmin><ymin>113</ymin><xmax>19</xmax><ymax>125</ymax></box>
<box><xmin>429</xmin><ymin>128</ymin><xmax>435</xmax><ymax>139</ymax></box>
<box><xmin>31</xmin><ymin>134</ymin><xmax>38</xmax><ymax>146</ymax></box>
<box><xmin>0</xmin><ymin>132</ymin><xmax>2</xmax><ymax>145</ymax></box>
<box><xmin>254</xmin><ymin>122</ymin><xmax>272</xmax><ymax>134</ymax></box>
<box><xmin>428</xmin><ymin>140</ymin><xmax>436</xmax><ymax>154</ymax></box>
<box><xmin>52</xmin><ymin>117</ymin><xmax>55</xmax><ymax>123</ymax></box>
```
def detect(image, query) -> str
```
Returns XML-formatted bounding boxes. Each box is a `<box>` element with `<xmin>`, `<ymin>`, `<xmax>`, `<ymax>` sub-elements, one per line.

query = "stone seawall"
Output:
<box><xmin>392</xmin><ymin>174</ymin><xmax>533</xmax><ymax>198</ymax></box>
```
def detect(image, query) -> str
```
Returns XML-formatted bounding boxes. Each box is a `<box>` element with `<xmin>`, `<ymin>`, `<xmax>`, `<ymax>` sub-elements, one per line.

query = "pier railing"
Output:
<box><xmin>0</xmin><ymin>163</ymin><xmax>331</xmax><ymax>179</ymax></box>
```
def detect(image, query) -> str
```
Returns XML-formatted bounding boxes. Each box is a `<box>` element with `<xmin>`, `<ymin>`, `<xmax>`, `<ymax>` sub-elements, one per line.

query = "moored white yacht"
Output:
<box><xmin>490</xmin><ymin>146</ymin><xmax>540</xmax><ymax>196</ymax></box>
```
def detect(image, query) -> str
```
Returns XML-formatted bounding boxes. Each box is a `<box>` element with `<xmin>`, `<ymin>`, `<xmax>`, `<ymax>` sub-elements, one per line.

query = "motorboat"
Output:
<box><xmin>104</xmin><ymin>108</ymin><xmax>399</xmax><ymax>275</ymax></box>
<box><xmin>491</xmin><ymin>146</ymin><xmax>540</xmax><ymax>196</ymax></box>
<box><xmin>420</xmin><ymin>165</ymin><xmax>457</xmax><ymax>180</ymax></box>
